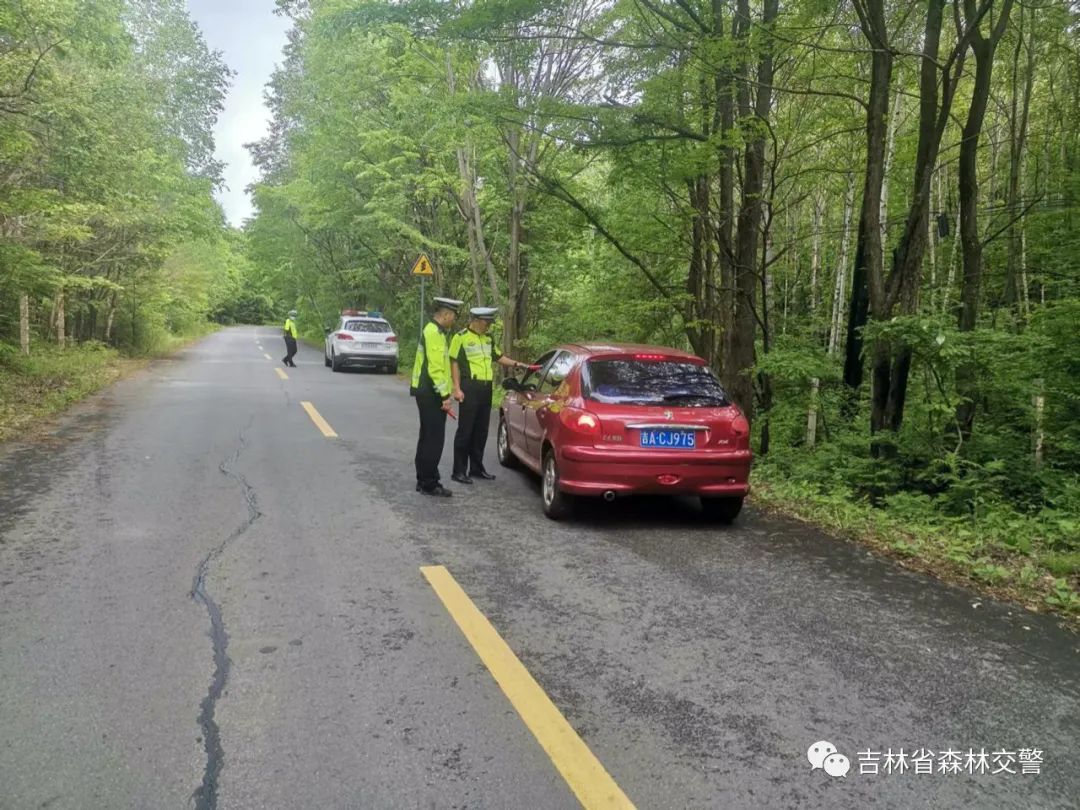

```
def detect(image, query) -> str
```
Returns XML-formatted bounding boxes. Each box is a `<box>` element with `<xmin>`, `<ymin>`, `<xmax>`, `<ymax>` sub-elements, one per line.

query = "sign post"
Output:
<box><xmin>411</xmin><ymin>253</ymin><xmax>433</xmax><ymax>339</ymax></box>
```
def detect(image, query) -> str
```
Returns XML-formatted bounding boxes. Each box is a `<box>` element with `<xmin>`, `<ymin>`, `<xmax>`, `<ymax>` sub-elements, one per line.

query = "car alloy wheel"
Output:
<box><xmin>541</xmin><ymin>450</ymin><xmax>572</xmax><ymax>520</ymax></box>
<box><xmin>497</xmin><ymin>419</ymin><xmax>517</xmax><ymax>468</ymax></box>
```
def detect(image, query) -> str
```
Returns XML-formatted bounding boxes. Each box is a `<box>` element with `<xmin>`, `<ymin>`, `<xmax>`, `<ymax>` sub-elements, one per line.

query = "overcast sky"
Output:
<box><xmin>186</xmin><ymin>0</ymin><xmax>291</xmax><ymax>227</ymax></box>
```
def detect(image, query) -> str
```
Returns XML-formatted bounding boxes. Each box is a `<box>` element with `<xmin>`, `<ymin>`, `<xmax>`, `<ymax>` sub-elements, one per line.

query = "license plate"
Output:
<box><xmin>639</xmin><ymin>429</ymin><xmax>696</xmax><ymax>449</ymax></box>
<box><xmin>361</xmin><ymin>342</ymin><xmax>382</xmax><ymax>349</ymax></box>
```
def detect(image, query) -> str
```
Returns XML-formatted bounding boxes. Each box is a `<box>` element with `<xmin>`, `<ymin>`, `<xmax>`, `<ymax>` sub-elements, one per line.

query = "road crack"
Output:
<box><xmin>191</xmin><ymin>423</ymin><xmax>261</xmax><ymax>810</ymax></box>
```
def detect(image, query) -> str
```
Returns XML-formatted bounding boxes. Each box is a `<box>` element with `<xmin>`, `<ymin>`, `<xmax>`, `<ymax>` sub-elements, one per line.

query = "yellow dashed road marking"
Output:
<box><xmin>421</xmin><ymin>565</ymin><xmax>634</xmax><ymax>810</ymax></box>
<box><xmin>301</xmin><ymin>401</ymin><xmax>337</xmax><ymax>438</ymax></box>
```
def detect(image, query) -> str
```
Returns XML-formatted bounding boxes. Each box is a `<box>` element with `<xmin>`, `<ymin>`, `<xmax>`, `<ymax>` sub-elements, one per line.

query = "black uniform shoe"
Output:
<box><xmin>471</xmin><ymin>470</ymin><xmax>496</xmax><ymax>480</ymax></box>
<box><xmin>420</xmin><ymin>484</ymin><xmax>452</xmax><ymax>497</ymax></box>
<box><xmin>451</xmin><ymin>473</ymin><xmax>473</xmax><ymax>485</ymax></box>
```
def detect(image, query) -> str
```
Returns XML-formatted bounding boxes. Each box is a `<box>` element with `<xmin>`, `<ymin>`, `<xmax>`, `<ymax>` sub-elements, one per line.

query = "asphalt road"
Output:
<box><xmin>1</xmin><ymin>327</ymin><xmax>1077</xmax><ymax>810</ymax></box>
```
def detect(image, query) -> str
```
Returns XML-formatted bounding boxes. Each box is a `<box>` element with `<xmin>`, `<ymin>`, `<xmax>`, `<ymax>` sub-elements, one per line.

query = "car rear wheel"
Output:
<box><xmin>324</xmin><ymin>351</ymin><xmax>331</xmax><ymax>367</ymax></box>
<box><xmin>497</xmin><ymin>418</ymin><xmax>517</xmax><ymax>469</ymax></box>
<box><xmin>700</xmin><ymin>496</ymin><xmax>743</xmax><ymax>524</ymax></box>
<box><xmin>331</xmin><ymin>349</ymin><xmax>341</xmax><ymax>372</ymax></box>
<box><xmin>386</xmin><ymin>362</ymin><xmax>398</xmax><ymax>374</ymax></box>
<box><xmin>541</xmin><ymin>449</ymin><xmax>573</xmax><ymax>520</ymax></box>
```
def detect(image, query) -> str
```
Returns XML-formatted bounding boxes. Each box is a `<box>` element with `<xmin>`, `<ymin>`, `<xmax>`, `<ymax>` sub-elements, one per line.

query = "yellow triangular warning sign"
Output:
<box><xmin>411</xmin><ymin>254</ymin><xmax>433</xmax><ymax>276</ymax></box>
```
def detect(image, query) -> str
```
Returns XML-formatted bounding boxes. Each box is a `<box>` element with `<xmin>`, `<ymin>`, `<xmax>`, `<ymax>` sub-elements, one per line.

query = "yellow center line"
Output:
<box><xmin>301</xmin><ymin>401</ymin><xmax>337</xmax><ymax>438</ymax></box>
<box><xmin>421</xmin><ymin>565</ymin><xmax>635</xmax><ymax>810</ymax></box>
<box><xmin>275</xmin><ymin>367</ymin><xmax>288</xmax><ymax>380</ymax></box>
<box><xmin>264</xmin><ymin>353</ymin><xmax>272</xmax><ymax>360</ymax></box>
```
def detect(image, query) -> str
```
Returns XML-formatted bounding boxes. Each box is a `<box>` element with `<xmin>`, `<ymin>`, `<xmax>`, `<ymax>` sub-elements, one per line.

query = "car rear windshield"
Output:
<box><xmin>344</xmin><ymin>320</ymin><xmax>391</xmax><ymax>333</ymax></box>
<box><xmin>583</xmin><ymin>359</ymin><xmax>730</xmax><ymax>406</ymax></box>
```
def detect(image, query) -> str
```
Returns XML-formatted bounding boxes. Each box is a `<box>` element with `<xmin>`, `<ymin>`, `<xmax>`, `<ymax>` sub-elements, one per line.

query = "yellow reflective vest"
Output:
<box><xmin>411</xmin><ymin>320</ymin><xmax>451</xmax><ymax>398</ymax></box>
<box><xmin>449</xmin><ymin>328</ymin><xmax>501</xmax><ymax>383</ymax></box>
<box><xmin>283</xmin><ymin>318</ymin><xmax>298</xmax><ymax>339</ymax></box>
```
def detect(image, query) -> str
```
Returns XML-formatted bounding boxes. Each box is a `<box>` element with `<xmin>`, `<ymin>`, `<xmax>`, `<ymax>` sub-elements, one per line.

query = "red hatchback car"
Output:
<box><xmin>497</xmin><ymin>343</ymin><xmax>752</xmax><ymax>521</ymax></box>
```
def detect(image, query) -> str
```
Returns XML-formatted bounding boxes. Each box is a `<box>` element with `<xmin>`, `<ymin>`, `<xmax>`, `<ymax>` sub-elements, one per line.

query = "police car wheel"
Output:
<box><xmin>331</xmin><ymin>350</ymin><xmax>341</xmax><ymax>372</ymax></box>
<box><xmin>541</xmin><ymin>450</ymin><xmax>572</xmax><ymax>520</ymax></box>
<box><xmin>700</xmin><ymin>496</ymin><xmax>743</xmax><ymax>524</ymax></box>
<box><xmin>497</xmin><ymin>419</ymin><xmax>517</xmax><ymax>468</ymax></box>
<box><xmin>324</xmin><ymin>352</ymin><xmax>331</xmax><ymax>367</ymax></box>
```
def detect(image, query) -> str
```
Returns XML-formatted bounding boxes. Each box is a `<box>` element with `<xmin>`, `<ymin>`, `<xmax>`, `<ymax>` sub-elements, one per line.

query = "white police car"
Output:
<box><xmin>324</xmin><ymin>310</ymin><xmax>399</xmax><ymax>373</ymax></box>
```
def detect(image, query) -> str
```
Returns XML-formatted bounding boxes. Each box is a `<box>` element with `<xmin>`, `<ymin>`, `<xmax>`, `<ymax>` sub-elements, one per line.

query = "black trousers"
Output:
<box><xmin>283</xmin><ymin>336</ymin><xmax>297</xmax><ymax>365</ymax></box>
<box><xmin>414</xmin><ymin>389</ymin><xmax>447</xmax><ymax>489</ymax></box>
<box><xmin>453</xmin><ymin>381</ymin><xmax>493</xmax><ymax>476</ymax></box>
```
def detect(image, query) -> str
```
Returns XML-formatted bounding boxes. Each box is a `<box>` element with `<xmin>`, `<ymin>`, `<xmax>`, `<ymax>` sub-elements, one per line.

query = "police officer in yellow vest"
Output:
<box><xmin>411</xmin><ymin>297</ymin><xmax>463</xmax><ymax>497</ymax></box>
<box><xmin>449</xmin><ymin>307</ymin><xmax>533</xmax><ymax>484</ymax></box>
<box><xmin>282</xmin><ymin>309</ymin><xmax>298</xmax><ymax>367</ymax></box>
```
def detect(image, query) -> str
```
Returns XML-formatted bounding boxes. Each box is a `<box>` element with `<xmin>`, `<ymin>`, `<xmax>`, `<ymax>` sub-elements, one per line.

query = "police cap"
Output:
<box><xmin>431</xmin><ymin>297</ymin><xmax>464</xmax><ymax>314</ymax></box>
<box><xmin>470</xmin><ymin>307</ymin><xmax>498</xmax><ymax>322</ymax></box>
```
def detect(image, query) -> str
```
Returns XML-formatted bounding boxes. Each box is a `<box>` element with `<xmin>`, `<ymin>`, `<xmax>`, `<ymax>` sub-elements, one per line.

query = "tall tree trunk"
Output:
<box><xmin>105</xmin><ymin>293</ymin><xmax>117</xmax><ymax>346</ymax></box>
<box><xmin>873</xmin><ymin>0</ymin><xmax>970</xmax><ymax>439</ymax></box>
<box><xmin>956</xmin><ymin>0</ymin><xmax>1014</xmax><ymax>440</ymax></box>
<box><xmin>55</xmin><ymin>290</ymin><xmax>65</xmax><ymax>347</ymax></box>
<box><xmin>880</xmin><ymin>85</ymin><xmax>903</xmax><ymax>263</ymax></box>
<box><xmin>829</xmin><ymin>172</ymin><xmax>856</xmax><ymax>356</ymax></box>
<box><xmin>810</xmin><ymin>189</ymin><xmax>824</xmax><ymax>317</ymax></box>
<box><xmin>686</xmin><ymin>175</ymin><xmax>717</xmax><ymax>364</ymax></box>
<box><xmin>505</xmin><ymin>126</ymin><xmax>528</xmax><ymax>355</ymax></box>
<box><xmin>712</xmin><ymin>0</ymin><xmax>737</xmax><ymax>376</ymax></box>
<box><xmin>726</xmin><ymin>0</ymin><xmax>777</xmax><ymax>419</ymax></box>
<box><xmin>1004</xmin><ymin>5</ymin><xmax>1035</xmax><ymax>312</ymax></box>
<box><xmin>843</xmin><ymin>0</ymin><xmax>892</xmax><ymax>397</ymax></box>
<box><xmin>807</xmin><ymin>190</ymin><xmax>825</xmax><ymax>445</ymax></box>
<box><xmin>19</xmin><ymin>294</ymin><xmax>30</xmax><ymax>355</ymax></box>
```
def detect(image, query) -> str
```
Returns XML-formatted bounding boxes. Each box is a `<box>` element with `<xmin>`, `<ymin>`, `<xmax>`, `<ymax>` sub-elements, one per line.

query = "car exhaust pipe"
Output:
<box><xmin>602</xmin><ymin>490</ymin><xmax>616</xmax><ymax>502</ymax></box>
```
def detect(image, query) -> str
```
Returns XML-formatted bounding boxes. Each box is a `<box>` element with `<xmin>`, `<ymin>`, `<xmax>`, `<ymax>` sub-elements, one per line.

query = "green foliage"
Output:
<box><xmin>192</xmin><ymin>0</ymin><xmax>1080</xmax><ymax>619</ymax></box>
<box><xmin>0</xmin><ymin>0</ymin><xmax>234</xmax><ymax>357</ymax></box>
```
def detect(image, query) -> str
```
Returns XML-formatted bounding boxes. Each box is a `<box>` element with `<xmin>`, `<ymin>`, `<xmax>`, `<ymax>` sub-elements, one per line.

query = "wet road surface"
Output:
<box><xmin>1</xmin><ymin>327</ymin><xmax>1077</xmax><ymax>809</ymax></box>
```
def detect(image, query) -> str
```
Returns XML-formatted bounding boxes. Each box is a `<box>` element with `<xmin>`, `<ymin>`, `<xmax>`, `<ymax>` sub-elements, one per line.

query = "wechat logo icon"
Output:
<box><xmin>808</xmin><ymin>740</ymin><xmax>851</xmax><ymax>778</ymax></box>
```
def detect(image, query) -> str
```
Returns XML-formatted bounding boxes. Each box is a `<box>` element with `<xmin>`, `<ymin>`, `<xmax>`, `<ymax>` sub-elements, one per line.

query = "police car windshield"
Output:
<box><xmin>344</xmin><ymin>320</ymin><xmax>391</xmax><ymax>333</ymax></box>
<box><xmin>583</xmin><ymin>359</ymin><xmax>729</xmax><ymax>406</ymax></box>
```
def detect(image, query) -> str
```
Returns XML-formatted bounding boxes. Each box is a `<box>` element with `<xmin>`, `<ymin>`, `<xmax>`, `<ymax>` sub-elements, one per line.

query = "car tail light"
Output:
<box><xmin>559</xmin><ymin>407</ymin><xmax>601</xmax><ymax>436</ymax></box>
<box><xmin>386</xmin><ymin>335</ymin><xmax>397</xmax><ymax>343</ymax></box>
<box><xmin>731</xmin><ymin>414</ymin><xmax>749</xmax><ymax>436</ymax></box>
<box><xmin>336</xmin><ymin>332</ymin><xmax>354</xmax><ymax>340</ymax></box>
<box><xmin>634</xmin><ymin>353</ymin><xmax>667</xmax><ymax>361</ymax></box>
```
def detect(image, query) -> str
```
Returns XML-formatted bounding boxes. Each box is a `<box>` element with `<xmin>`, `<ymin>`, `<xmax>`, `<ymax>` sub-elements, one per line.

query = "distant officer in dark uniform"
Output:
<box><xmin>282</xmin><ymin>309</ymin><xmax>298</xmax><ymax>367</ymax></box>
<box><xmin>410</xmin><ymin>297</ymin><xmax>463</xmax><ymax>497</ymax></box>
<box><xmin>449</xmin><ymin>307</ymin><xmax>533</xmax><ymax>484</ymax></box>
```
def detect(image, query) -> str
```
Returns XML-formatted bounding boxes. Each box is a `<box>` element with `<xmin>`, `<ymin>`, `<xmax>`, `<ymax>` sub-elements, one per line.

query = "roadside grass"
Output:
<box><xmin>0</xmin><ymin>326</ymin><xmax>219</xmax><ymax>444</ymax></box>
<box><xmin>750</xmin><ymin>464</ymin><xmax>1080</xmax><ymax>630</ymax></box>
